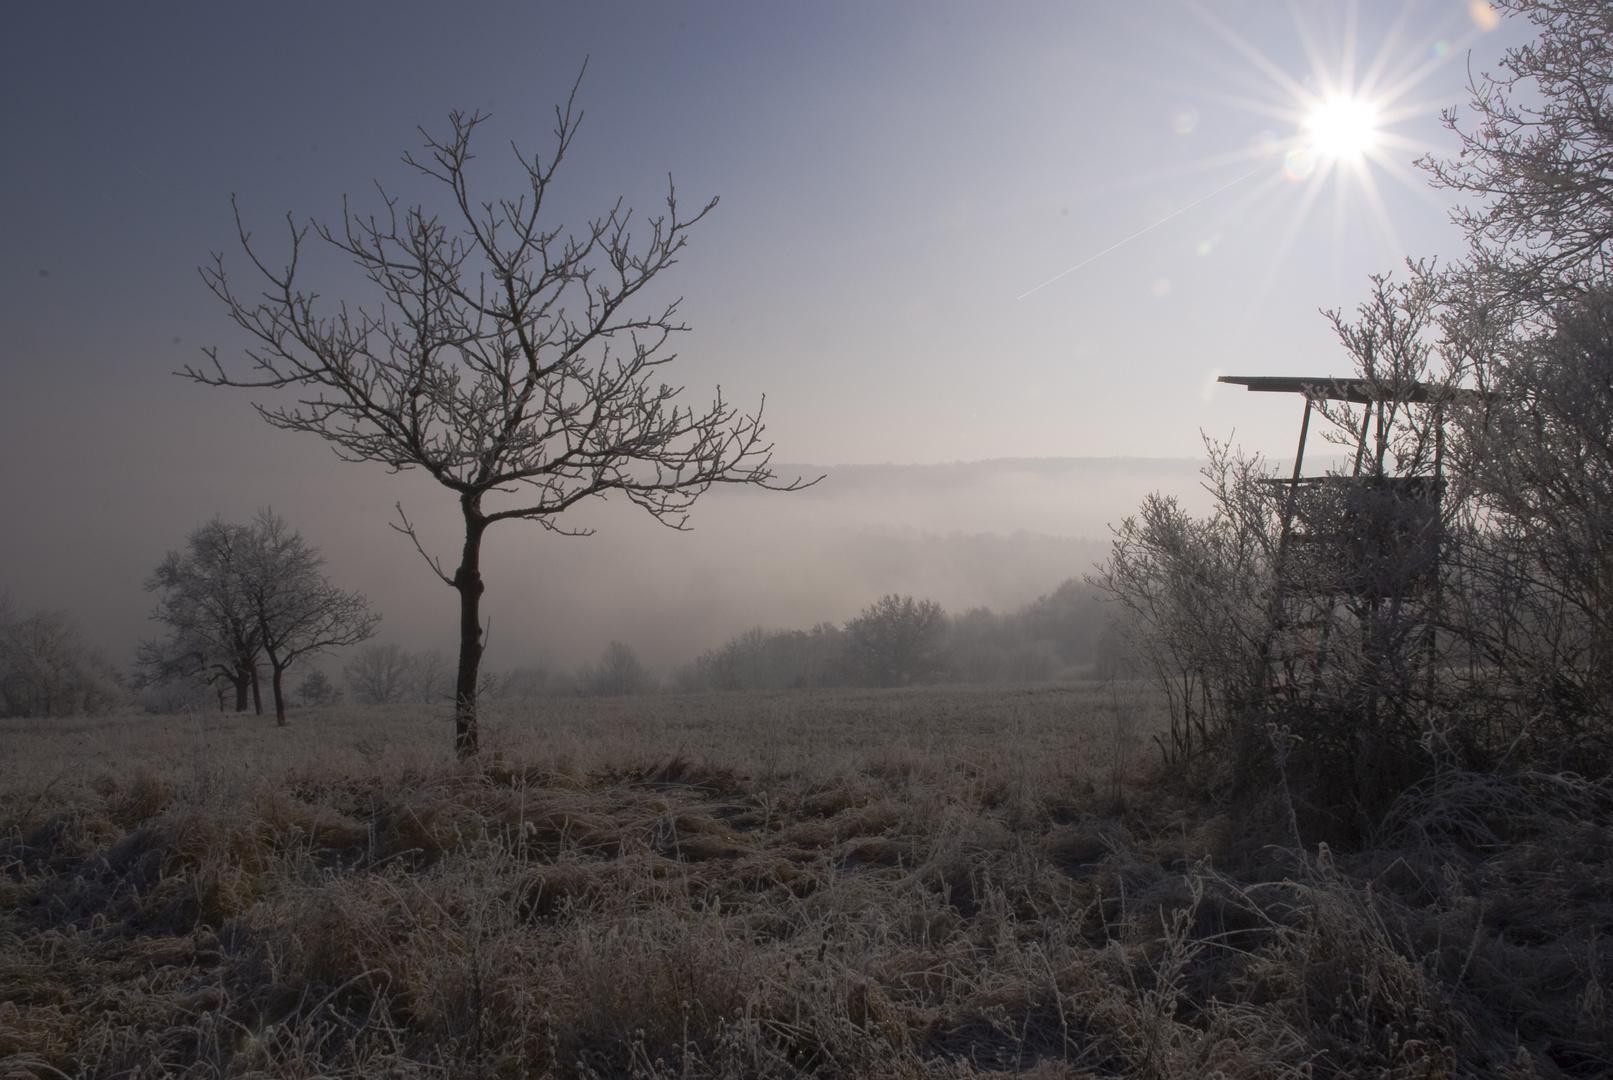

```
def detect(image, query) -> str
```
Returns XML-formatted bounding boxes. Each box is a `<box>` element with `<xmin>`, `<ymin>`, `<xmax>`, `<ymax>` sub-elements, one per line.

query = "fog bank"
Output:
<box><xmin>378</xmin><ymin>457</ymin><xmax>1211</xmax><ymax>674</ymax></box>
<box><xmin>0</xmin><ymin>455</ymin><xmax>1210</xmax><ymax>677</ymax></box>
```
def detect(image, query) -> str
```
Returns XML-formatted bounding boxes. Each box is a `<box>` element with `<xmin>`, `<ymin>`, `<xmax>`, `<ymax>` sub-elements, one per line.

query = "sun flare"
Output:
<box><xmin>1304</xmin><ymin>95</ymin><xmax>1380</xmax><ymax>160</ymax></box>
<box><xmin>1169</xmin><ymin>0</ymin><xmax>1501</xmax><ymax>302</ymax></box>
<box><xmin>1020</xmin><ymin>1</ymin><xmax>1502</xmax><ymax>304</ymax></box>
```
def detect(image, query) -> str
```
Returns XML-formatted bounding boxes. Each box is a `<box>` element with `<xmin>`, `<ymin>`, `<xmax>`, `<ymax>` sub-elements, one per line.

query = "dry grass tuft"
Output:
<box><xmin>2</xmin><ymin>684</ymin><xmax>1609</xmax><ymax>1076</ymax></box>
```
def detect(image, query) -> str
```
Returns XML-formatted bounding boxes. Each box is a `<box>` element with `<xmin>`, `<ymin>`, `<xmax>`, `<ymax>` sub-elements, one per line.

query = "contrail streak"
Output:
<box><xmin>1016</xmin><ymin>164</ymin><xmax>1265</xmax><ymax>300</ymax></box>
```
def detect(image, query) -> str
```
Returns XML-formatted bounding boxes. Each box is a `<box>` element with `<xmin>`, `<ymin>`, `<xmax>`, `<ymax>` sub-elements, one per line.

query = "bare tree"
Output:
<box><xmin>843</xmin><ymin>595</ymin><xmax>949</xmax><ymax>687</ymax></box>
<box><xmin>1422</xmin><ymin>0</ymin><xmax>1613</xmax><ymax>315</ymax></box>
<box><xmin>293</xmin><ymin>668</ymin><xmax>342</xmax><ymax>707</ymax></box>
<box><xmin>140</xmin><ymin>518</ymin><xmax>264</xmax><ymax>713</ymax></box>
<box><xmin>579</xmin><ymin>640</ymin><xmax>650</xmax><ymax>697</ymax></box>
<box><xmin>496</xmin><ymin>663</ymin><xmax>551</xmax><ymax>699</ymax></box>
<box><xmin>1444</xmin><ymin>287</ymin><xmax>1613</xmax><ymax>755</ymax></box>
<box><xmin>408</xmin><ymin>647</ymin><xmax>452</xmax><ymax>704</ymax></box>
<box><xmin>1091</xmin><ymin>443</ymin><xmax>1279</xmax><ymax>765</ymax></box>
<box><xmin>240</xmin><ymin>510</ymin><xmax>378</xmax><ymax>725</ymax></box>
<box><xmin>344</xmin><ymin>643</ymin><xmax>413</xmax><ymax>705</ymax></box>
<box><xmin>1422</xmin><ymin>1</ymin><xmax>1613</xmax><ymax>764</ymax></box>
<box><xmin>145</xmin><ymin>514</ymin><xmax>375</xmax><ymax>724</ymax></box>
<box><xmin>191</xmin><ymin>79</ymin><xmax>801</xmax><ymax>755</ymax></box>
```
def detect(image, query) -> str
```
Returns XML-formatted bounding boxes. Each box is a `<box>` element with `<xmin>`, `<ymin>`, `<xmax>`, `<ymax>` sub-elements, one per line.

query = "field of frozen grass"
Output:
<box><xmin>3</xmin><ymin>683</ymin><xmax>1609</xmax><ymax>1077</ymax></box>
<box><xmin>0</xmin><ymin>684</ymin><xmax>1142</xmax><ymax>799</ymax></box>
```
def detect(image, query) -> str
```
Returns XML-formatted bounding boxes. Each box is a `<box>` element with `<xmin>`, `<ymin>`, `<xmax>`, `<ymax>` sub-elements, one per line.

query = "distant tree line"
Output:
<box><xmin>492</xmin><ymin>641</ymin><xmax>654</xmax><ymax>700</ymax></box>
<box><xmin>4</xmin><ymin>571</ymin><xmax>1113</xmax><ymax>718</ymax></box>
<box><xmin>329</xmin><ymin>638</ymin><xmax>656</xmax><ymax>704</ymax></box>
<box><xmin>8</xmin><ymin>509</ymin><xmax>1114</xmax><ymax>715</ymax></box>
<box><xmin>672</xmin><ymin>581</ymin><xmax>1108</xmax><ymax>692</ymax></box>
<box><xmin>474</xmin><ymin>580</ymin><xmax>1111</xmax><ymax>699</ymax></box>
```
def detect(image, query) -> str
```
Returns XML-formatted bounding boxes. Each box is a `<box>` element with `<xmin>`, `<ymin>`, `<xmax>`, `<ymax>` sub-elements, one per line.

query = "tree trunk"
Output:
<box><xmin>232</xmin><ymin>666</ymin><xmax>251</xmax><ymax>712</ymax></box>
<box><xmin>272</xmin><ymin>665</ymin><xmax>287</xmax><ymax>725</ymax></box>
<box><xmin>266</xmin><ymin>647</ymin><xmax>288</xmax><ymax>726</ymax></box>
<box><xmin>453</xmin><ymin>500</ymin><xmax>488</xmax><ymax>758</ymax></box>
<box><xmin>251</xmin><ymin>665</ymin><xmax>263</xmax><ymax>715</ymax></box>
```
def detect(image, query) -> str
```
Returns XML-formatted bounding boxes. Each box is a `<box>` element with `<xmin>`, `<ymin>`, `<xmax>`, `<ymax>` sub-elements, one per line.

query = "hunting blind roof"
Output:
<box><xmin>1218</xmin><ymin>375</ymin><xmax>1457</xmax><ymax>404</ymax></box>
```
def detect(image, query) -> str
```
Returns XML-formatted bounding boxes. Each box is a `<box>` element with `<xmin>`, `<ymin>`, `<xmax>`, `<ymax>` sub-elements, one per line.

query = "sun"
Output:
<box><xmin>1163</xmin><ymin>0</ymin><xmax>1502</xmax><ymax>305</ymax></box>
<box><xmin>1018</xmin><ymin>1</ymin><xmax>1502</xmax><ymax>304</ymax></box>
<box><xmin>1304</xmin><ymin>96</ymin><xmax>1380</xmax><ymax>160</ymax></box>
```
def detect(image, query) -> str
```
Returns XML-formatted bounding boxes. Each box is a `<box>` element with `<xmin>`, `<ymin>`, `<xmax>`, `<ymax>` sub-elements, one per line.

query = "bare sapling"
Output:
<box><xmin>191</xmin><ymin>72</ymin><xmax>805</xmax><ymax>755</ymax></box>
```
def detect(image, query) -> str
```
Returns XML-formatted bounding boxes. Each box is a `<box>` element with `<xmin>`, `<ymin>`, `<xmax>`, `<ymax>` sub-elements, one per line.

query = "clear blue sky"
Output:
<box><xmin>0</xmin><ymin>1</ymin><xmax>1525</xmax><ymax>664</ymax></box>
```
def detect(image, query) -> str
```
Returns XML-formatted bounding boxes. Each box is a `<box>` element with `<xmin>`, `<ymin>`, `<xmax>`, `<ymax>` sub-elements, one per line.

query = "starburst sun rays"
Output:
<box><xmin>1019</xmin><ymin>1</ymin><xmax>1501</xmax><ymax>304</ymax></box>
<box><xmin>1178</xmin><ymin>0</ymin><xmax>1497</xmax><ymax>298</ymax></box>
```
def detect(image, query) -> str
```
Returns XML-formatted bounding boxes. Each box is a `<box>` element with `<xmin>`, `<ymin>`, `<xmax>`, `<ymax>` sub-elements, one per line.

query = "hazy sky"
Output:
<box><xmin>0</xmin><ymin>2</ymin><xmax>1528</xmax><ymax>670</ymax></box>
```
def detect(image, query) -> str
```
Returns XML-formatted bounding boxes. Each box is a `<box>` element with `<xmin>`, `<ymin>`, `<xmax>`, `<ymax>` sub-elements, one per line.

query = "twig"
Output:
<box><xmin>390</xmin><ymin>502</ymin><xmax>453</xmax><ymax>586</ymax></box>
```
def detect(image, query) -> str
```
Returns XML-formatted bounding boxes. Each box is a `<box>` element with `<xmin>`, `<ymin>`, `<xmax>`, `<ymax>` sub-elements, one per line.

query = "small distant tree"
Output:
<box><xmin>579</xmin><ymin>640</ymin><xmax>649</xmax><ymax>696</ymax></box>
<box><xmin>140</xmin><ymin>518</ymin><xmax>264</xmax><ymax>713</ymax></box>
<box><xmin>345</xmin><ymin>643</ymin><xmax>414</xmax><ymax>705</ymax></box>
<box><xmin>144</xmin><ymin>513</ymin><xmax>375</xmax><ymax>724</ymax></box>
<box><xmin>342</xmin><ymin>644</ymin><xmax>454</xmax><ymax>704</ymax></box>
<box><xmin>669</xmin><ymin>660</ymin><xmax>710</xmax><ymax>694</ymax></box>
<box><xmin>236</xmin><ymin>511</ymin><xmax>378</xmax><ymax>725</ymax></box>
<box><xmin>190</xmin><ymin>78</ymin><xmax>803</xmax><ymax>756</ymax></box>
<box><xmin>497</xmin><ymin>663</ymin><xmax>551</xmax><ymax>700</ymax></box>
<box><xmin>294</xmin><ymin>668</ymin><xmax>342</xmax><ymax>707</ymax></box>
<box><xmin>408</xmin><ymin>647</ymin><xmax>452</xmax><ymax>704</ymax></box>
<box><xmin>843</xmin><ymin>595</ymin><xmax>948</xmax><ymax>687</ymax></box>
